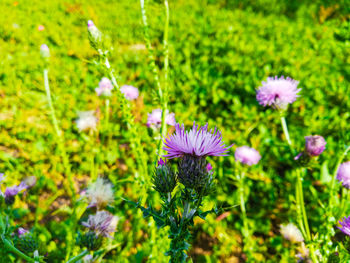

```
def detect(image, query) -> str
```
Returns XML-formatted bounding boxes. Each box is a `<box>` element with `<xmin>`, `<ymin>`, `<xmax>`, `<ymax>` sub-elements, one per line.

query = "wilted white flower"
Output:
<box><xmin>280</xmin><ymin>223</ymin><xmax>304</xmax><ymax>243</ymax></box>
<box><xmin>40</xmin><ymin>44</ymin><xmax>50</xmax><ymax>59</ymax></box>
<box><xmin>86</xmin><ymin>178</ymin><xmax>114</xmax><ymax>209</ymax></box>
<box><xmin>76</xmin><ymin>111</ymin><xmax>98</xmax><ymax>132</ymax></box>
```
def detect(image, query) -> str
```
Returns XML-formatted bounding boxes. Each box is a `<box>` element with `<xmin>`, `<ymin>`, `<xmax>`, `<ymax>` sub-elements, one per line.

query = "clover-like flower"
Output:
<box><xmin>304</xmin><ymin>135</ymin><xmax>326</xmax><ymax>156</ymax></box>
<box><xmin>235</xmin><ymin>146</ymin><xmax>261</xmax><ymax>166</ymax></box>
<box><xmin>256</xmin><ymin>76</ymin><xmax>301</xmax><ymax>109</ymax></box>
<box><xmin>120</xmin><ymin>85</ymin><xmax>139</xmax><ymax>100</ymax></box>
<box><xmin>147</xmin><ymin>109</ymin><xmax>176</xmax><ymax>129</ymax></box>
<box><xmin>163</xmin><ymin>122</ymin><xmax>231</xmax><ymax>159</ymax></box>
<box><xmin>95</xmin><ymin>77</ymin><xmax>113</xmax><ymax>97</ymax></box>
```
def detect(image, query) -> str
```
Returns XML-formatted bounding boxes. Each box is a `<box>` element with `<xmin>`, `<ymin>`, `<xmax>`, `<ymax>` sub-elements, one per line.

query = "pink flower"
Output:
<box><xmin>38</xmin><ymin>25</ymin><xmax>45</xmax><ymax>31</ymax></box>
<box><xmin>120</xmin><ymin>85</ymin><xmax>139</xmax><ymax>100</ymax></box>
<box><xmin>95</xmin><ymin>77</ymin><xmax>113</xmax><ymax>97</ymax></box>
<box><xmin>256</xmin><ymin>76</ymin><xmax>301</xmax><ymax>109</ymax></box>
<box><xmin>147</xmin><ymin>109</ymin><xmax>176</xmax><ymax>129</ymax></box>
<box><xmin>235</xmin><ymin>146</ymin><xmax>261</xmax><ymax>166</ymax></box>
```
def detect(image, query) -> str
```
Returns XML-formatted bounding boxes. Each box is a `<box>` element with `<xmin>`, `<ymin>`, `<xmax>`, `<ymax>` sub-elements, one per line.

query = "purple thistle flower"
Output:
<box><xmin>235</xmin><ymin>146</ymin><xmax>261</xmax><ymax>166</ymax></box>
<box><xmin>17</xmin><ymin>227</ymin><xmax>29</xmax><ymax>237</ymax></box>
<box><xmin>147</xmin><ymin>109</ymin><xmax>176</xmax><ymax>129</ymax></box>
<box><xmin>304</xmin><ymin>135</ymin><xmax>326</xmax><ymax>156</ymax></box>
<box><xmin>4</xmin><ymin>182</ymin><xmax>27</xmax><ymax>198</ymax></box>
<box><xmin>95</xmin><ymin>77</ymin><xmax>113</xmax><ymax>97</ymax></box>
<box><xmin>338</xmin><ymin>216</ymin><xmax>350</xmax><ymax>236</ymax></box>
<box><xmin>163</xmin><ymin>122</ymin><xmax>231</xmax><ymax>159</ymax></box>
<box><xmin>157</xmin><ymin>158</ymin><xmax>166</xmax><ymax>167</ymax></box>
<box><xmin>336</xmin><ymin>162</ymin><xmax>350</xmax><ymax>189</ymax></box>
<box><xmin>120</xmin><ymin>85</ymin><xmax>139</xmax><ymax>100</ymax></box>
<box><xmin>256</xmin><ymin>76</ymin><xmax>301</xmax><ymax>108</ymax></box>
<box><xmin>82</xmin><ymin>211</ymin><xmax>118</xmax><ymax>238</ymax></box>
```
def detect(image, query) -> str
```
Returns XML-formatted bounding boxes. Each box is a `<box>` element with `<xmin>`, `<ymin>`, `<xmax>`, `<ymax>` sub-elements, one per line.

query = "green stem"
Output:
<box><xmin>140</xmin><ymin>0</ymin><xmax>169</xmax><ymax>157</ymax></box>
<box><xmin>280</xmin><ymin>116</ymin><xmax>295</xmax><ymax>156</ymax></box>
<box><xmin>2</xmin><ymin>235</ymin><xmax>39</xmax><ymax>262</ymax></box>
<box><xmin>105</xmin><ymin>98</ymin><xmax>110</xmax><ymax>144</ymax></box>
<box><xmin>329</xmin><ymin>146</ymin><xmax>350</xmax><ymax>207</ymax></box>
<box><xmin>43</xmin><ymin>69</ymin><xmax>75</xmax><ymax>201</ymax></box>
<box><xmin>296</xmin><ymin>168</ymin><xmax>318</xmax><ymax>263</ymax></box>
<box><xmin>66</xmin><ymin>250</ymin><xmax>89</xmax><ymax>263</ymax></box>
<box><xmin>238</xmin><ymin>172</ymin><xmax>251</xmax><ymax>258</ymax></box>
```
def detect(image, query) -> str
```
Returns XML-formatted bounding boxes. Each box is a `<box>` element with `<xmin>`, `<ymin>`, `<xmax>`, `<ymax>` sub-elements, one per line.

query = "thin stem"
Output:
<box><xmin>66</xmin><ymin>250</ymin><xmax>89</xmax><ymax>263</ymax></box>
<box><xmin>280</xmin><ymin>116</ymin><xmax>293</xmax><ymax>151</ymax></box>
<box><xmin>238</xmin><ymin>172</ymin><xmax>251</xmax><ymax>258</ymax></box>
<box><xmin>43</xmin><ymin>69</ymin><xmax>75</xmax><ymax>200</ymax></box>
<box><xmin>105</xmin><ymin>98</ymin><xmax>110</xmax><ymax>144</ymax></box>
<box><xmin>296</xmin><ymin>168</ymin><xmax>318</xmax><ymax>263</ymax></box>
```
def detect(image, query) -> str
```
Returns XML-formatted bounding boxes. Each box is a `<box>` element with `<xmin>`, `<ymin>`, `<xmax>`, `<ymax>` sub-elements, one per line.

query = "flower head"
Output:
<box><xmin>82</xmin><ymin>211</ymin><xmax>118</xmax><ymax>238</ymax></box>
<box><xmin>38</xmin><ymin>25</ymin><xmax>45</xmax><ymax>31</ymax></box>
<box><xmin>87</xmin><ymin>20</ymin><xmax>102</xmax><ymax>45</ymax></box>
<box><xmin>337</xmin><ymin>162</ymin><xmax>350</xmax><ymax>189</ymax></box>
<box><xmin>40</xmin><ymin>44</ymin><xmax>50</xmax><ymax>59</ymax></box>
<box><xmin>304</xmin><ymin>135</ymin><xmax>326</xmax><ymax>156</ymax></box>
<box><xmin>280</xmin><ymin>223</ymin><xmax>304</xmax><ymax>243</ymax></box>
<box><xmin>235</xmin><ymin>146</ymin><xmax>261</xmax><ymax>166</ymax></box>
<box><xmin>95</xmin><ymin>77</ymin><xmax>113</xmax><ymax>97</ymax></box>
<box><xmin>18</xmin><ymin>228</ymin><xmax>29</xmax><ymax>237</ymax></box>
<box><xmin>120</xmin><ymin>85</ymin><xmax>139</xmax><ymax>100</ymax></box>
<box><xmin>256</xmin><ymin>76</ymin><xmax>301</xmax><ymax>109</ymax></box>
<box><xmin>76</xmin><ymin>111</ymin><xmax>98</xmax><ymax>132</ymax></box>
<box><xmin>338</xmin><ymin>216</ymin><xmax>350</xmax><ymax>236</ymax></box>
<box><xmin>86</xmin><ymin>178</ymin><xmax>114</xmax><ymax>209</ymax></box>
<box><xmin>4</xmin><ymin>182</ymin><xmax>27</xmax><ymax>198</ymax></box>
<box><xmin>0</xmin><ymin>173</ymin><xmax>4</xmax><ymax>182</ymax></box>
<box><xmin>147</xmin><ymin>109</ymin><xmax>176</xmax><ymax>129</ymax></box>
<box><xmin>163</xmin><ymin>122</ymin><xmax>231</xmax><ymax>159</ymax></box>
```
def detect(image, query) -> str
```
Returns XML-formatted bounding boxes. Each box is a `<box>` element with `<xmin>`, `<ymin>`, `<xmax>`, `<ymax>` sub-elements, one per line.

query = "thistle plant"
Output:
<box><xmin>134</xmin><ymin>122</ymin><xmax>231</xmax><ymax>262</ymax></box>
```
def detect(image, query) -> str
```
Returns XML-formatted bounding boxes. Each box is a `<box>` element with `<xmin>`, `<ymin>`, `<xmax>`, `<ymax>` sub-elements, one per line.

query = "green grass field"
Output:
<box><xmin>0</xmin><ymin>0</ymin><xmax>349</xmax><ymax>262</ymax></box>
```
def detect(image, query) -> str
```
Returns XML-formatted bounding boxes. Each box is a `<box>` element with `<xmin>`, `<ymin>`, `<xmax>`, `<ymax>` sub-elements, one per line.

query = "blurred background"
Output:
<box><xmin>0</xmin><ymin>0</ymin><xmax>349</xmax><ymax>262</ymax></box>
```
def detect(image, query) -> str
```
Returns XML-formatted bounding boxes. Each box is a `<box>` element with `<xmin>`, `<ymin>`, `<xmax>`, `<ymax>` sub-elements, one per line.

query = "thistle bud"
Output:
<box><xmin>178</xmin><ymin>156</ymin><xmax>214</xmax><ymax>196</ymax></box>
<box><xmin>152</xmin><ymin>159</ymin><xmax>177</xmax><ymax>195</ymax></box>
<box><xmin>40</xmin><ymin>44</ymin><xmax>50</xmax><ymax>59</ymax></box>
<box><xmin>80</xmin><ymin>231</ymin><xmax>103</xmax><ymax>251</ymax></box>
<box><xmin>87</xmin><ymin>20</ymin><xmax>102</xmax><ymax>49</ymax></box>
<box><xmin>13</xmin><ymin>230</ymin><xmax>39</xmax><ymax>254</ymax></box>
<box><xmin>304</xmin><ymin>135</ymin><xmax>326</xmax><ymax>157</ymax></box>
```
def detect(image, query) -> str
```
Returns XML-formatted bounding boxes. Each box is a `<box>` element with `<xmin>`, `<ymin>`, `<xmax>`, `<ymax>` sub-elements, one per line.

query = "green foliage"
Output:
<box><xmin>0</xmin><ymin>0</ymin><xmax>349</xmax><ymax>262</ymax></box>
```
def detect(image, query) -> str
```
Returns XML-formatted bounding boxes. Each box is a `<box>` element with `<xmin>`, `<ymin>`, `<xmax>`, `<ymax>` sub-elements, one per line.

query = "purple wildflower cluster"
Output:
<box><xmin>336</xmin><ymin>161</ymin><xmax>350</xmax><ymax>189</ymax></box>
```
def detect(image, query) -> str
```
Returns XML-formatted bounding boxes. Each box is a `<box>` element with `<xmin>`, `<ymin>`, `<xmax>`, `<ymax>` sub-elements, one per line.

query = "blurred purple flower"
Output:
<box><xmin>120</xmin><ymin>85</ymin><xmax>139</xmax><ymax>100</ymax></box>
<box><xmin>235</xmin><ymin>146</ymin><xmax>261</xmax><ymax>166</ymax></box>
<box><xmin>256</xmin><ymin>76</ymin><xmax>301</xmax><ymax>109</ymax></box>
<box><xmin>4</xmin><ymin>182</ymin><xmax>27</xmax><ymax>198</ymax></box>
<box><xmin>206</xmin><ymin>163</ymin><xmax>213</xmax><ymax>172</ymax></box>
<box><xmin>82</xmin><ymin>211</ymin><xmax>118</xmax><ymax>238</ymax></box>
<box><xmin>147</xmin><ymin>109</ymin><xmax>176</xmax><ymax>129</ymax></box>
<box><xmin>336</xmin><ymin>162</ymin><xmax>350</xmax><ymax>189</ymax></box>
<box><xmin>18</xmin><ymin>228</ymin><xmax>29</xmax><ymax>237</ymax></box>
<box><xmin>163</xmin><ymin>122</ymin><xmax>231</xmax><ymax>159</ymax></box>
<box><xmin>304</xmin><ymin>135</ymin><xmax>326</xmax><ymax>156</ymax></box>
<box><xmin>0</xmin><ymin>173</ymin><xmax>4</xmax><ymax>182</ymax></box>
<box><xmin>87</xmin><ymin>20</ymin><xmax>101</xmax><ymax>43</ymax></box>
<box><xmin>95</xmin><ymin>77</ymin><xmax>113</xmax><ymax>97</ymax></box>
<box><xmin>338</xmin><ymin>216</ymin><xmax>350</xmax><ymax>236</ymax></box>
